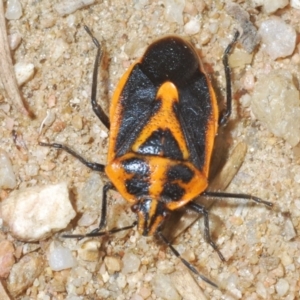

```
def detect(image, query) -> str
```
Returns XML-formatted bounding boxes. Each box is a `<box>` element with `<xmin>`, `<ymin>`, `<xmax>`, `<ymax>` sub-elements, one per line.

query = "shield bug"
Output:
<box><xmin>40</xmin><ymin>26</ymin><xmax>273</xmax><ymax>287</ymax></box>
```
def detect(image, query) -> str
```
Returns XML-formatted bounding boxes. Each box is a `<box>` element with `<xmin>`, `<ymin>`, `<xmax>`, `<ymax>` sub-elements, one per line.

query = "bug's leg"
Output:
<box><xmin>187</xmin><ymin>202</ymin><xmax>225</xmax><ymax>261</ymax></box>
<box><xmin>39</xmin><ymin>142</ymin><xmax>105</xmax><ymax>172</ymax></box>
<box><xmin>157</xmin><ymin>231</ymin><xmax>218</xmax><ymax>288</ymax></box>
<box><xmin>90</xmin><ymin>182</ymin><xmax>113</xmax><ymax>234</ymax></box>
<box><xmin>202</xmin><ymin>191</ymin><xmax>273</xmax><ymax>207</ymax></box>
<box><xmin>62</xmin><ymin>183</ymin><xmax>136</xmax><ymax>238</ymax></box>
<box><xmin>219</xmin><ymin>31</ymin><xmax>240</xmax><ymax>126</ymax></box>
<box><xmin>84</xmin><ymin>25</ymin><xmax>110</xmax><ymax>129</ymax></box>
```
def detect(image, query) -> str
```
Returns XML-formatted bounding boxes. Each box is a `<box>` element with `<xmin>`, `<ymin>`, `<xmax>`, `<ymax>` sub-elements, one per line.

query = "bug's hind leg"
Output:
<box><xmin>187</xmin><ymin>201</ymin><xmax>225</xmax><ymax>261</ymax></box>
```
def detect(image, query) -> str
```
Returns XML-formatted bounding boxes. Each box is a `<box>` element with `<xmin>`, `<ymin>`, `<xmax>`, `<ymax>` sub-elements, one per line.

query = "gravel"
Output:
<box><xmin>1</xmin><ymin>1</ymin><xmax>299</xmax><ymax>299</ymax></box>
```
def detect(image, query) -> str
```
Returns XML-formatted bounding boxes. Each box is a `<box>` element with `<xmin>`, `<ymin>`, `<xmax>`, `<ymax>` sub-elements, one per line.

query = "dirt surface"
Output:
<box><xmin>0</xmin><ymin>1</ymin><xmax>300</xmax><ymax>299</ymax></box>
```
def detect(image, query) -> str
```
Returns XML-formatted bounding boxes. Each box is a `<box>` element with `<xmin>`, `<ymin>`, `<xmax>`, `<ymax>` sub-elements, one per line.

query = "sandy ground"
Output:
<box><xmin>0</xmin><ymin>1</ymin><xmax>300</xmax><ymax>299</ymax></box>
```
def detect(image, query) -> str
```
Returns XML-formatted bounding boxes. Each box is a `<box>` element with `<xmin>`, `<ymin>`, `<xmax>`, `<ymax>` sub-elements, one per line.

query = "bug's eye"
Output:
<box><xmin>131</xmin><ymin>204</ymin><xmax>139</xmax><ymax>213</ymax></box>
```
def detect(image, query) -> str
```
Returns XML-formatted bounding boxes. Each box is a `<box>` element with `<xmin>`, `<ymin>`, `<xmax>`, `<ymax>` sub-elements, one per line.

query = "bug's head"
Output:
<box><xmin>131</xmin><ymin>198</ymin><xmax>170</xmax><ymax>236</ymax></box>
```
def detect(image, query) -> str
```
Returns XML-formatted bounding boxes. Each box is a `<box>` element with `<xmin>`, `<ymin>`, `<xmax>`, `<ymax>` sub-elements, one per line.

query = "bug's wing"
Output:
<box><xmin>108</xmin><ymin>64</ymin><xmax>159</xmax><ymax>159</ymax></box>
<box><xmin>177</xmin><ymin>71</ymin><xmax>218</xmax><ymax>175</ymax></box>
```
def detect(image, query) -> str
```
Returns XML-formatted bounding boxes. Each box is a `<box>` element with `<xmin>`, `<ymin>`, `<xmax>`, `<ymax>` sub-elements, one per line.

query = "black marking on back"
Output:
<box><xmin>175</xmin><ymin>71</ymin><xmax>212</xmax><ymax>170</ymax></box>
<box><xmin>125</xmin><ymin>178</ymin><xmax>149</xmax><ymax>196</ymax></box>
<box><xmin>161</xmin><ymin>182</ymin><xmax>185</xmax><ymax>201</ymax></box>
<box><xmin>122</xmin><ymin>157</ymin><xmax>150</xmax><ymax>196</ymax></box>
<box><xmin>137</xmin><ymin>128</ymin><xmax>183</xmax><ymax>160</ymax></box>
<box><xmin>114</xmin><ymin>64</ymin><xmax>159</xmax><ymax>157</ymax></box>
<box><xmin>167</xmin><ymin>164</ymin><xmax>194</xmax><ymax>183</ymax></box>
<box><xmin>122</xmin><ymin>157</ymin><xmax>150</xmax><ymax>176</ymax></box>
<box><xmin>140</xmin><ymin>36</ymin><xmax>199</xmax><ymax>87</ymax></box>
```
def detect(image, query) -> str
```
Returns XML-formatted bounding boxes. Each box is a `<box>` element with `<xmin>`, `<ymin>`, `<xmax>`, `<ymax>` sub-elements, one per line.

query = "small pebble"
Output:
<box><xmin>275</xmin><ymin>278</ymin><xmax>289</xmax><ymax>296</ymax></box>
<box><xmin>152</xmin><ymin>273</ymin><xmax>180</xmax><ymax>300</ymax></box>
<box><xmin>229</xmin><ymin>48</ymin><xmax>253</xmax><ymax>68</ymax></box>
<box><xmin>156</xmin><ymin>260</ymin><xmax>175</xmax><ymax>274</ymax></box>
<box><xmin>256</xmin><ymin>281</ymin><xmax>267</xmax><ymax>299</ymax></box>
<box><xmin>77</xmin><ymin>240</ymin><xmax>101</xmax><ymax>262</ymax></box>
<box><xmin>77</xmin><ymin>211</ymin><xmax>98</xmax><ymax>227</ymax></box>
<box><xmin>0</xmin><ymin>150</ymin><xmax>17</xmax><ymax>189</ymax></box>
<box><xmin>171</xmin><ymin>266</ymin><xmax>207</xmax><ymax>300</ymax></box>
<box><xmin>283</xmin><ymin>218</ymin><xmax>297</xmax><ymax>241</ymax></box>
<box><xmin>104</xmin><ymin>256</ymin><xmax>122</xmax><ymax>273</ymax></box>
<box><xmin>291</xmin><ymin>0</ymin><xmax>300</xmax><ymax>9</ymax></box>
<box><xmin>122</xmin><ymin>252</ymin><xmax>141</xmax><ymax>274</ymax></box>
<box><xmin>259</xmin><ymin>256</ymin><xmax>280</xmax><ymax>271</ymax></box>
<box><xmin>14</xmin><ymin>62</ymin><xmax>35</xmax><ymax>86</ymax></box>
<box><xmin>251</xmin><ymin>70</ymin><xmax>300</xmax><ymax>146</ymax></box>
<box><xmin>130</xmin><ymin>294</ymin><xmax>143</xmax><ymax>300</ymax></box>
<box><xmin>72</xmin><ymin>115</ymin><xmax>83</xmax><ymax>130</ymax></box>
<box><xmin>0</xmin><ymin>240</ymin><xmax>15</xmax><ymax>278</ymax></box>
<box><xmin>54</xmin><ymin>0</ymin><xmax>95</xmax><ymax>16</ymax></box>
<box><xmin>7</xmin><ymin>253</ymin><xmax>44</xmax><ymax>297</ymax></box>
<box><xmin>116</xmin><ymin>273</ymin><xmax>127</xmax><ymax>288</ymax></box>
<box><xmin>262</xmin><ymin>0</ymin><xmax>288</xmax><ymax>14</ymax></box>
<box><xmin>51</xmin><ymin>38</ymin><xmax>69</xmax><ymax>61</ymax></box>
<box><xmin>259</xmin><ymin>17</ymin><xmax>296</xmax><ymax>60</ymax></box>
<box><xmin>199</xmin><ymin>29</ymin><xmax>211</xmax><ymax>45</ymax></box>
<box><xmin>226</xmin><ymin>3</ymin><xmax>260</xmax><ymax>53</ymax></box>
<box><xmin>47</xmin><ymin>94</ymin><xmax>56</xmax><ymax>108</ymax></box>
<box><xmin>40</xmin><ymin>15</ymin><xmax>56</xmax><ymax>28</ymax></box>
<box><xmin>5</xmin><ymin>0</ymin><xmax>22</xmax><ymax>20</ymax></box>
<box><xmin>138</xmin><ymin>286</ymin><xmax>151</xmax><ymax>299</ymax></box>
<box><xmin>49</xmin><ymin>244</ymin><xmax>76</xmax><ymax>271</ymax></box>
<box><xmin>243</xmin><ymin>71</ymin><xmax>255</xmax><ymax>91</ymax></box>
<box><xmin>184</xmin><ymin>18</ymin><xmax>200</xmax><ymax>35</ymax></box>
<box><xmin>22</xmin><ymin>243</ymin><xmax>40</xmax><ymax>255</ymax></box>
<box><xmin>1</xmin><ymin>182</ymin><xmax>76</xmax><ymax>241</ymax></box>
<box><xmin>162</xmin><ymin>0</ymin><xmax>185</xmax><ymax>25</ymax></box>
<box><xmin>24</xmin><ymin>162</ymin><xmax>39</xmax><ymax>177</ymax></box>
<box><xmin>280</xmin><ymin>251</ymin><xmax>293</xmax><ymax>266</ymax></box>
<box><xmin>134</xmin><ymin>0</ymin><xmax>149</xmax><ymax>9</ymax></box>
<box><xmin>8</xmin><ymin>32</ymin><xmax>22</xmax><ymax>50</ymax></box>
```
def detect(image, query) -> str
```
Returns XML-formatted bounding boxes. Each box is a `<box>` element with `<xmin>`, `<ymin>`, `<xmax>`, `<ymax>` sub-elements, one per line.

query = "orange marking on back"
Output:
<box><xmin>131</xmin><ymin>82</ymin><xmax>189</xmax><ymax>159</ymax></box>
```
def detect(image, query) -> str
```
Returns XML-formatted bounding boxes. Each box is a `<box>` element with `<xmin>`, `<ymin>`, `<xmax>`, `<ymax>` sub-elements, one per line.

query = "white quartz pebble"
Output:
<box><xmin>8</xmin><ymin>32</ymin><xmax>22</xmax><ymax>50</ymax></box>
<box><xmin>14</xmin><ymin>62</ymin><xmax>35</xmax><ymax>86</ymax></box>
<box><xmin>0</xmin><ymin>150</ymin><xmax>16</xmax><ymax>189</ymax></box>
<box><xmin>54</xmin><ymin>0</ymin><xmax>95</xmax><ymax>16</ymax></box>
<box><xmin>162</xmin><ymin>0</ymin><xmax>185</xmax><ymax>25</ymax></box>
<box><xmin>263</xmin><ymin>0</ymin><xmax>288</xmax><ymax>14</ymax></box>
<box><xmin>251</xmin><ymin>70</ymin><xmax>300</xmax><ymax>146</ymax></box>
<box><xmin>291</xmin><ymin>0</ymin><xmax>300</xmax><ymax>9</ymax></box>
<box><xmin>49</xmin><ymin>243</ymin><xmax>76</xmax><ymax>271</ymax></box>
<box><xmin>0</xmin><ymin>182</ymin><xmax>76</xmax><ymax>241</ymax></box>
<box><xmin>5</xmin><ymin>0</ymin><xmax>22</xmax><ymax>20</ymax></box>
<box><xmin>259</xmin><ymin>17</ymin><xmax>296</xmax><ymax>60</ymax></box>
<box><xmin>122</xmin><ymin>252</ymin><xmax>141</xmax><ymax>274</ymax></box>
<box><xmin>184</xmin><ymin>18</ymin><xmax>200</xmax><ymax>35</ymax></box>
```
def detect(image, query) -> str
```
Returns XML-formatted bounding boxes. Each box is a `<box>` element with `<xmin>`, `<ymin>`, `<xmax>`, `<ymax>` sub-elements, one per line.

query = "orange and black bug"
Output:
<box><xmin>40</xmin><ymin>26</ymin><xmax>273</xmax><ymax>288</ymax></box>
